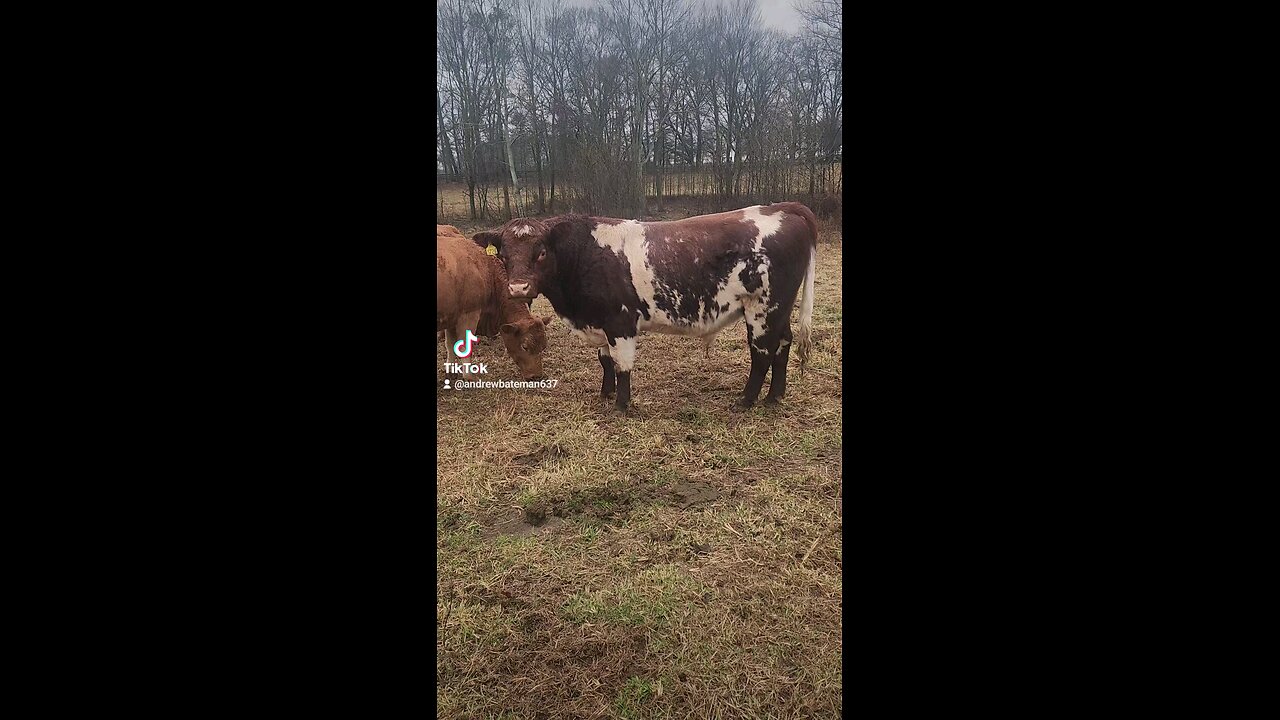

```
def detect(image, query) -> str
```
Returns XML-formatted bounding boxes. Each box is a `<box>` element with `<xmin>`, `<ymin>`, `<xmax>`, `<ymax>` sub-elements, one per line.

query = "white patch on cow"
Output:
<box><xmin>560</xmin><ymin>315</ymin><xmax>608</xmax><ymax>347</ymax></box>
<box><xmin>593</xmin><ymin>219</ymin><xmax>651</xmax><ymax>280</ymax></box>
<box><xmin>572</xmin><ymin>327</ymin><xmax>609</xmax><ymax>346</ymax></box>
<box><xmin>609</xmin><ymin>336</ymin><xmax>637</xmax><ymax>372</ymax></box>
<box><xmin>513</xmin><ymin>224</ymin><xmax>534</xmax><ymax>237</ymax></box>
<box><xmin>593</xmin><ymin>219</ymin><xmax>664</xmax><ymax>324</ymax></box>
<box><xmin>621</xmin><ymin>305</ymin><xmax>628</xmax><ymax>313</ymax></box>
<box><xmin>740</xmin><ymin>205</ymin><xmax>783</xmax><ymax>252</ymax></box>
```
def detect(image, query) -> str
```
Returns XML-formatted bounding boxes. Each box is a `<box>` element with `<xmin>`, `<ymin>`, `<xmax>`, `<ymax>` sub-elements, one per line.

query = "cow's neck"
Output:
<box><xmin>540</xmin><ymin>266</ymin><xmax>575</xmax><ymax>320</ymax></box>
<box><xmin>533</xmin><ymin>216</ymin><xmax>580</xmax><ymax>321</ymax></box>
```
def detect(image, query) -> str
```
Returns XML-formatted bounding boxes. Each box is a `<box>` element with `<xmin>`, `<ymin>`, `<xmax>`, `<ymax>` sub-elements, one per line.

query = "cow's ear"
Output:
<box><xmin>543</xmin><ymin>219</ymin><xmax>570</xmax><ymax>248</ymax></box>
<box><xmin>500</xmin><ymin>323</ymin><xmax>516</xmax><ymax>335</ymax></box>
<box><xmin>540</xmin><ymin>316</ymin><xmax>552</xmax><ymax>327</ymax></box>
<box><xmin>473</xmin><ymin>231</ymin><xmax>501</xmax><ymax>251</ymax></box>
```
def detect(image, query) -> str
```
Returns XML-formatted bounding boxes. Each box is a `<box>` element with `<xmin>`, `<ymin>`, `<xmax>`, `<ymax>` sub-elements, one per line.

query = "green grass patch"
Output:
<box><xmin>613</xmin><ymin>676</ymin><xmax>656</xmax><ymax>720</ymax></box>
<box><xmin>562</xmin><ymin>565</ymin><xmax>701</xmax><ymax>628</ymax></box>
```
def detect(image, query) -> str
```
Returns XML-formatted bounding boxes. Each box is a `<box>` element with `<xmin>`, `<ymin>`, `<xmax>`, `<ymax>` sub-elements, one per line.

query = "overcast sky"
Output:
<box><xmin>755</xmin><ymin>0</ymin><xmax>802</xmax><ymax>33</ymax></box>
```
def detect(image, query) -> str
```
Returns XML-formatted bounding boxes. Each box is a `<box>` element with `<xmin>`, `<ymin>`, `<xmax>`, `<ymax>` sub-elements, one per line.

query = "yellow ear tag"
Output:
<box><xmin>485</xmin><ymin>245</ymin><xmax>497</xmax><ymax>256</ymax></box>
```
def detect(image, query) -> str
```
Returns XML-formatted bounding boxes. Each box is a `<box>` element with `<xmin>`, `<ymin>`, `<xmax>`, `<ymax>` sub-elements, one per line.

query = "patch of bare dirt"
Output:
<box><xmin>668</xmin><ymin>479</ymin><xmax>721</xmax><ymax>509</ymax></box>
<box><xmin>513</xmin><ymin>442</ymin><xmax>570</xmax><ymax>467</ymax></box>
<box><xmin>484</xmin><ymin>512</ymin><xmax>567</xmax><ymax>539</ymax></box>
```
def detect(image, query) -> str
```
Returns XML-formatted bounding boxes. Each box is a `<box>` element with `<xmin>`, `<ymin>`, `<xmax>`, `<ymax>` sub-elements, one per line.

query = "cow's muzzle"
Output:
<box><xmin>508</xmin><ymin>282</ymin><xmax>531</xmax><ymax>297</ymax></box>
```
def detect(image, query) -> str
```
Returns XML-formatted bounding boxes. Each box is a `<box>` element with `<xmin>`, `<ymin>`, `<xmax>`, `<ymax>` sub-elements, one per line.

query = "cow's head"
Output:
<box><xmin>486</xmin><ymin>218</ymin><xmax>556</xmax><ymax>300</ymax></box>
<box><xmin>499</xmin><ymin>315</ymin><xmax>552</xmax><ymax>380</ymax></box>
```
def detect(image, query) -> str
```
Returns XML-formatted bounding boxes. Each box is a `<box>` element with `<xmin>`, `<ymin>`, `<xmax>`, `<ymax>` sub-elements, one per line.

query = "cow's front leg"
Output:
<box><xmin>606</xmin><ymin>335</ymin><xmax>637</xmax><ymax>412</ymax></box>
<box><xmin>598</xmin><ymin>347</ymin><xmax>616</xmax><ymax>399</ymax></box>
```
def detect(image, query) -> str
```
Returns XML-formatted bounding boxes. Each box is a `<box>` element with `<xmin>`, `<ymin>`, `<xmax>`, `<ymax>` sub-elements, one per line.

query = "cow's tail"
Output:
<box><xmin>774</xmin><ymin>202</ymin><xmax>820</xmax><ymax>376</ymax></box>
<box><xmin>796</xmin><ymin>244</ymin><xmax>817</xmax><ymax>375</ymax></box>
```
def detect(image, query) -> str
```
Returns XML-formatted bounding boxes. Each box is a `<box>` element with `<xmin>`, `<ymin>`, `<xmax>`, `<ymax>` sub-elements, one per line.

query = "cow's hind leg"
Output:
<box><xmin>763</xmin><ymin>323</ymin><xmax>793</xmax><ymax>405</ymax></box>
<box><xmin>598</xmin><ymin>348</ymin><xmax>616</xmax><ymax>399</ymax></box>
<box><xmin>733</xmin><ymin>298</ymin><xmax>782</xmax><ymax>411</ymax></box>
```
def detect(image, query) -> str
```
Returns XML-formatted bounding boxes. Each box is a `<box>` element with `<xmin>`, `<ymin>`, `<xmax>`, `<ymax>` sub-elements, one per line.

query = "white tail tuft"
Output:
<box><xmin>796</xmin><ymin>247</ymin><xmax>816</xmax><ymax>375</ymax></box>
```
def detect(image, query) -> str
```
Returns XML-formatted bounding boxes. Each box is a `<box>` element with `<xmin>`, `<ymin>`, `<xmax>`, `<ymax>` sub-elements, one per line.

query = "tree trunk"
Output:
<box><xmin>548</xmin><ymin>112</ymin><xmax>557</xmax><ymax>214</ymax></box>
<box><xmin>437</xmin><ymin>92</ymin><xmax>459</xmax><ymax>180</ymax></box>
<box><xmin>501</xmin><ymin>99</ymin><xmax>520</xmax><ymax>217</ymax></box>
<box><xmin>534</xmin><ymin>136</ymin><xmax>546</xmax><ymax>214</ymax></box>
<box><xmin>633</xmin><ymin>75</ymin><xmax>645</xmax><ymax>218</ymax></box>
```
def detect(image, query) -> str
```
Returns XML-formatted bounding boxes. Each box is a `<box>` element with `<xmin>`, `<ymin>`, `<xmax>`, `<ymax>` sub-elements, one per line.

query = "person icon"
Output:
<box><xmin>443</xmin><ymin>378</ymin><xmax>451</xmax><ymax>389</ymax></box>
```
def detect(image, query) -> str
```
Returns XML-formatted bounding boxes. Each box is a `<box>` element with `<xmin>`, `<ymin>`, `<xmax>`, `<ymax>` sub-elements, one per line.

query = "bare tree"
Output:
<box><xmin>797</xmin><ymin>0</ymin><xmax>842</xmax><ymax>66</ymax></box>
<box><xmin>437</xmin><ymin>0</ymin><xmax>841</xmax><ymax>220</ymax></box>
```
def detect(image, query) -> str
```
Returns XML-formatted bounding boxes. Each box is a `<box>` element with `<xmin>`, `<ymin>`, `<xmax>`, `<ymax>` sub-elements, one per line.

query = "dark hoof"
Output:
<box><xmin>762</xmin><ymin>396</ymin><xmax>781</xmax><ymax>406</ymax></box>
<box><xmin>612</xmin><ymin>405</ymin><xmax>630</xmax><ymax>414</ymax></box>
<box><xmin>730</xmin><ymin>400</ymin><xmax>755</xmax><ymax>413</ymax></box>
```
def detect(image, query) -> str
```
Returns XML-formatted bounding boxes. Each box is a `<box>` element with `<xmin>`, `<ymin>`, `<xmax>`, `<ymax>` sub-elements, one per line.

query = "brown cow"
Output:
<box><xmin>437</xmin><ymin>225</ymin><xmax>551</xmax><ymax>380</ymax></box>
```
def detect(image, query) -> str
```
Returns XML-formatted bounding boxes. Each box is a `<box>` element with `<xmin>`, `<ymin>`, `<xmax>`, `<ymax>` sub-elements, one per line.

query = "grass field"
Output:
<box><xmin>436</xmin><ymin>212</ymin><xmax>843</xmax><ymax>719</ymax></box>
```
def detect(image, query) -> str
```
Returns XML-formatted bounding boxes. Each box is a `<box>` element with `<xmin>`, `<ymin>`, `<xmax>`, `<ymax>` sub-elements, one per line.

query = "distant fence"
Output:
<box><xmin>436</xmin><ymin>161</ymin><xmax>842</xmax><ymax>222</ymax></box>
<box><xmin>437</xmin><ymin>161</ymin><xmax>842</xmax><ymax>192</ymax></box>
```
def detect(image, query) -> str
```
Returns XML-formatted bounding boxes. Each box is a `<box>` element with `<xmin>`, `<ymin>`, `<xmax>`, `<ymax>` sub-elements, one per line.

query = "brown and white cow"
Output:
<box><xmin>436</xmin><ymin>225</ymin><xmax>551</xmax><ymax>380</ymax></box>
<box><xmin>473</xmin><ymin>203</ymin><xmax>817</xmax><ymax>412</ymax></box>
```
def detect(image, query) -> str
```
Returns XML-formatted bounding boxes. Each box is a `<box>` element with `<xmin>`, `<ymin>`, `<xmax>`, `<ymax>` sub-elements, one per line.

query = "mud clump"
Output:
<box><xmin>688</xmin><ymin>541</ymin><xmax>712</xmax><ymax>556</ymax></box>
<box><xmin>524</xmin><ymin>504</ymin><xmax>547</xmax><ymax>526</ymax></box>
<box><xmin>670</xmin><ymin>480</ymin><xmax>720</xmax><ymax>509</ymax></box>
<box><xmin>649</xmin><ymin>528</ymin><xmax>675</xmax><ymax>542</ymax></box>
<box><xmin>514</xmin><ymin>443</ymin><xmax>569</xmax><ymax>468</ymax></box>
<box><xmin>488</xmin><ymin>513</ymin><xmax>565</xmax><ymax>538</ymax></box>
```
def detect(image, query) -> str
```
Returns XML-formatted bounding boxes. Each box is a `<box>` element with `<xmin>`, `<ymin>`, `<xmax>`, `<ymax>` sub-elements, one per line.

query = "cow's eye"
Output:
<box><xmin>537</xmin><ymin>248</ymin><xmax>546</xmax><ymax>261</ymax></box>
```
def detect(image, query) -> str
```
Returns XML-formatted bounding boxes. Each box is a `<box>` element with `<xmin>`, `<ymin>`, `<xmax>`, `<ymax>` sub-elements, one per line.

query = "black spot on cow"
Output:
<box><xmin>739</xmin><ymin>263</ymin><xmax>763</xmax><ymax>293</ymax></box>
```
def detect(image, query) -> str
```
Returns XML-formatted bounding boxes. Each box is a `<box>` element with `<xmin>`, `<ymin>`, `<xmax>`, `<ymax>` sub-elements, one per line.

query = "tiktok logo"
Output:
<box><xmin>453</xmin><ymin>329</ymin><xmax>478</xmax><ymax>358</ymax></box>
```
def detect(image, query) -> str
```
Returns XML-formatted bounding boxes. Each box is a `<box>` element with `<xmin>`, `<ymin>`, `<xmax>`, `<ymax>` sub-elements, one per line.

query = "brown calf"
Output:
<box><xmin>436</xmin><ymin>225</ymin><xmax>550</xmax><ymax>380</ymax></box>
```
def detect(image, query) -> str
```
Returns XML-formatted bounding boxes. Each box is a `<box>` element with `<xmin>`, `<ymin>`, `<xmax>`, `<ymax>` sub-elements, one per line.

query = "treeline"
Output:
<box><xmin>437</xmin><ymin>0</ymin><xmax>842</xmax><ymax>220</ymax></box>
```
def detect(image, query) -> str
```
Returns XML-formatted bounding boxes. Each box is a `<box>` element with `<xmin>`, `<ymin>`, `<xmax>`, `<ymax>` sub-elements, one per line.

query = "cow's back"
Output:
<box><xmin>580</xmin><ymin>204</ymin><xmax>816</xmax><ymax>333</ymax></box>
<box><xmin>436</xmin><ymin>226</ymin><xmax>493</xmax><ymax>330</ymax></box>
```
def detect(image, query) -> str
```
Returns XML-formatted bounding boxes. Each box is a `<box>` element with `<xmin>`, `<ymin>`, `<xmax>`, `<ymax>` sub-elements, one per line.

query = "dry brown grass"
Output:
<box><xmin>437</xmin><ymin>219</ymin><xmax>843</xmax><ymax>720</ymax></box>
